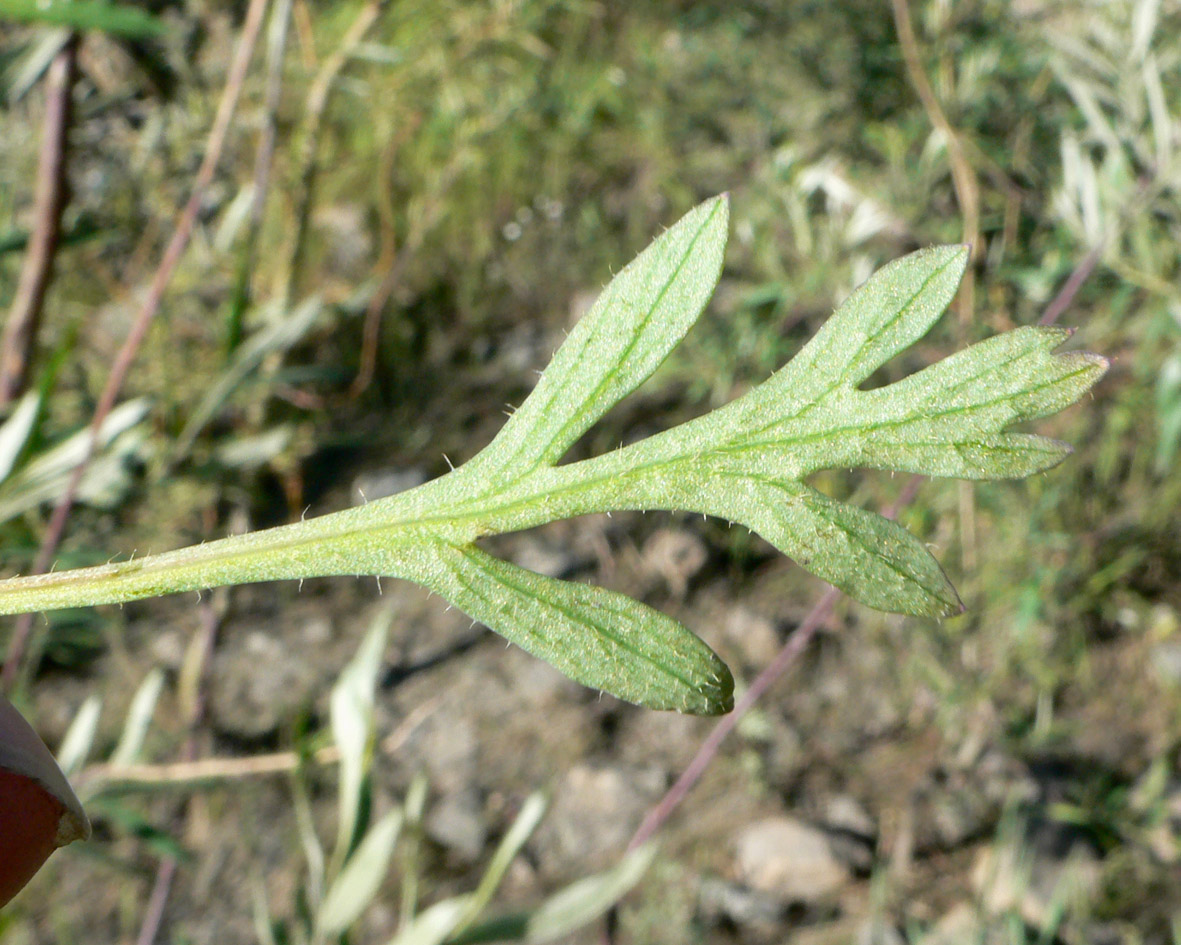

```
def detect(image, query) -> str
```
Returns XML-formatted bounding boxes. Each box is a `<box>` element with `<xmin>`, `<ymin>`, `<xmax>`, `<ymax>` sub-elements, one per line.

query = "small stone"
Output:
<box><xmin>300</xmin><ymin>615</ymin><xmax>333</xmax><ymax>645</ymax></box>
<box><xmin>921</xmin><ymin>904</ymin><xmax>992</xmax><ymax>945</ymax></box>
<box><xmin>210</xmin><ymin>629</ymin><xmax>319</xmax><ymax>740</ymax></box>
<box><xmin>698</xmin><ymin>877</ymin><xmax>783</xmax><ymax>931</ymax></box>
<box><xmin>426</xmin><ymin>787</ymin><xmax>487</xmax><ymax>864</ymax></box>
<box><xmin>510</xmin><ymin>537</ymin><xmax>581</xmax><ymax>579</ymax></box>
<box><xmin>734</xmin><ymin>816</ymin><xmax>851</xmax><ymax>905</ymax></box>
<box><xmin>641</xmin><ymin>528</ymin><xmax>708</xmax><ymax>597</ymax></box>
<box><xmin>762</xmin><ymin>715</ymin><xmax>806</xmax><ymax>789</ymax></box>
<box><xmin>856</xmin><ymin>918</ymin><xmax>905</xmax><ymax>945</ymax></box>
<box><xmin>149</xmin><ymin>627</ymin><xmax>187</xmax><ymax>670</ymax></box>
<box><xmin>314</xmin><ymin>203</ymin><xmax>372</xmax><ymax>278</ymax></box>
<box><xmin>824</xmin><ymin>830</ymin><xmax>874</xmax><ymax>873</ymax></box>
<box><xmin>723</xmin><ymin>605</ymin><xmax>781</xmax><ymax>667</ymax></box>
<box><xmin>1151</xmin><ymin>641</ymin><xmax>1181</xmax><ymax>687</ymax></box>
<box><xmin>821</xmin><ymin>794</ymin><xmax>876</xmax><ymax>841</ymax></box>
<box><xmin>531</xmin><ymin>764</ymin><xmax>664</xmax><ymax>881</ymax></box>
<box><xmin>401</xmin><ymin>710</ymin><xmax>478</xmax><ymax>794</ymax></box>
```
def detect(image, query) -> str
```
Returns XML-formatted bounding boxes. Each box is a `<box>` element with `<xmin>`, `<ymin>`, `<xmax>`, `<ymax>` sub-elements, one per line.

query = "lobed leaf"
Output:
<box><xmin>744</xmin><ymin>244</ymin><xmax>970</xmax><ymax>412</ymax></box>
<box><xmin>0</xmin><ymin>195</ymin><xmax>1108</xmax><ymax>715</ymax></box>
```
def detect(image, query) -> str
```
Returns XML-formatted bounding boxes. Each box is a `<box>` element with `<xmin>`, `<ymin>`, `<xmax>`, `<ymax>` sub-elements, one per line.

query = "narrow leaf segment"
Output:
<box><xmin>0</xmin><ymin>196</ymin><xmax>1107</xmax><ymax>715</ymax></box>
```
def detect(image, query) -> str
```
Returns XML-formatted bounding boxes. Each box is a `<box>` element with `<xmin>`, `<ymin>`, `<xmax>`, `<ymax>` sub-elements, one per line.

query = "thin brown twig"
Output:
<box><xmin>626</xmin><ymin>585</ymin><xmax>842</xmax><ymax>853</ymax></box>
<box><xmin>254</xmin><ymin>0</ymin><xmax>293</xmax><ymax>234</ymax></box>
<box><xmin>279</xmin><ymin>0</ymin><xmax>387</xmax><ymax>309</ymax></box>
<box><xmin>1040</xmin><ymin>245</ymin><xmax>1105</xmax><ymax>327</ymax></box>
<box><xmin>0</xmin><ymin>36</ymin><xmax>78</xmax><ymax>406</ymax></box>
<box><xmin>134</xmin><ymin>590</ymin><xmax>226</xmax><ymax>945</ymax></box>
<box><xmin>891</xmin><ymin>0</ymin><xmax>981</xmax><ymax>278</ymax></box>
<box><xmin>80</xmin><ymin>695</ymin><xmax>441</xmax><ymax>792</ymax></box>
<box><xmin>348</xmin><ymin>150</ymin><xmax>461</xmax><ymax>400</ymax></box>
<box><xmin>1</xmin><ymin>0</ymin><xmax>271</xmax><ymax>692</ymax></box>
<box><xmin>225</xmin><ymin>0</ymin><xmax>294</xmax><ymax>352</ymax></box>
<box><xmin>1039</xmin><ymin>173</ymin><xmax>1163</xmax><ymax>328</ymax></box>
<box><xmin>346</xmin><ymin>111</ymin><xmax>408</xmax><ymax>400</ymax></box>
<box><xmin>625</xmin><ymin>476</ymin><xmax>925</xmax><ymax>856</ymax></box>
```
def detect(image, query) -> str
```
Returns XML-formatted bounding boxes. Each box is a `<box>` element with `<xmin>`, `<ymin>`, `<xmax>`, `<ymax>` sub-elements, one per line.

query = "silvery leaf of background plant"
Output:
<box><xmin>0</xmin><ymin>195</ymin><xmax>1107</xmax><ymax>715</ymax></box>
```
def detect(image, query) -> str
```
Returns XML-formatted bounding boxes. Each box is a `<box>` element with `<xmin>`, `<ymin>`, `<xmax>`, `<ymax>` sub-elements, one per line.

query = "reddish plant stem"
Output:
<box><xmin>625</xmin><ymin>475</ymin><xmax>925</xmax><ymax>855</ymax></box>
<box><xmin>627</xmin><ymin>584</ymin><xmax>842</xmax><ymax>852</ymax></box>
<box><xmin>226</xmin><ymin>0</ymin><xmax>293</xmax><ymax>351</ymax></box>
<box><xmin>134</xmin><ymin>593</ymin><xmax>225</xmax><ymax>945</ymax></box>
<box><xmin>135</xmin><ymin>858</ymin><xmax>178</xmax><ymax>945</ymax></box>
<box><xmin>0</xmin><ymin>37</ymin><xmax>78</xmax><ymax>406</ymax></box>
<box><xmin>1040</xmin><ymin>244</ymin><xmax>1104</xmax><ymax>327</ymax></box>
<box><xmin>1</xmin><ymin>0</ymin><xmax>270</xmax><ymax>692</ymax></box>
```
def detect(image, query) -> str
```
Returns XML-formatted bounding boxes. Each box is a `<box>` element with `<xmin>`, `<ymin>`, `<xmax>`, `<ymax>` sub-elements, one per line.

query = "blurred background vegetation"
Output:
<box><xmin>0</xmin><ymin>0</ymin><xmax>1179</xmax><ymax>942</ymax></box>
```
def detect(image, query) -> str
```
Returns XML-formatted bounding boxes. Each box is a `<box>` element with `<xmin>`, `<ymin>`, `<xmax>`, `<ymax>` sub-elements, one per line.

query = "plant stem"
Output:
<box><xmin>0</xmin><ymin>35</ymin><xmax>77</xmax><ymax>406</ymax></box>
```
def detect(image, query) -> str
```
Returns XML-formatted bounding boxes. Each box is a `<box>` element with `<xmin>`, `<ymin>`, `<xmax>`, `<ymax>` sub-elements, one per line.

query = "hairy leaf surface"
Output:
<box><xmin>0</xmin><ymin>196</ymin><xmax>1107</xmax><ymax>715</ymax></box>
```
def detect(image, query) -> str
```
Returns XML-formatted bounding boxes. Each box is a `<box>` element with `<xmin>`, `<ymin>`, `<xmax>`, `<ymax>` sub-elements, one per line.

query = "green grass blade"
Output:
<box><xmin>317</xmin><ymin>809</ymin><xmax>403</xmax><ymax>939</ymax></box>
<box><xmin>447</xmin><ymin>844</ymin><xmax>657</xmax><ymax>944</ymax></box>
<box><xmin>0</xmin><ymin>0</ymin><xmax>168</xmax><ymax>38</ymax></box>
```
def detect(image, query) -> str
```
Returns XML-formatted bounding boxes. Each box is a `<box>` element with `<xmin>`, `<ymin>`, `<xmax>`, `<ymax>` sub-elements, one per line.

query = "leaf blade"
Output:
<box><xmin>473</xmin><ymin>195</ymin><xmax>729</xmax><ymax>477</ymax></box>
<box><xmin>414</xmin><ymin>541</ymin><xmax>733</xmax><ymax>715</ymax></box>
<box><xmin>786</xmin><ymin>326</ymin><xmax>1110</xmax><ymax>479</ymax></box>
<box><xmin>317</xmin><ymin>809</ymin><xmax>403</xmax><ymax>938</ymax></box>
<box><xmin>599</xmin><ymin>463</ymin><xmax>962</xmax><ymax>617</ymax></box>
<box><xmin>0</xmin><ymin>0</ymin><xmax>168</xmax><ymax>38</ymax></box>
<box><xmin>752</xmin><ymin>244</ymin><xmax>970</xmax><ymax>408</ymax></box>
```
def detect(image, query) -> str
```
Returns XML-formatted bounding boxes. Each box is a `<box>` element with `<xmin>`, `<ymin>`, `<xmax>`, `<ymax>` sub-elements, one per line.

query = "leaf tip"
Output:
<box><xmin>705</xmin><ymin>192</ymin><xmax>730</xmax><ymax>226</ymax></box>
<box><xmin>684</xmin><ymin>653</ymin><xmax>735</xmax><ymax>716</ymax></box>
<box><xmin>934</xmin><ymin>581</ymin><xmax>965</xmax><ymax>618</ymax></box>
<box><xmin>704</xmin><ymin>661</ymin><xmax>736</xmax><ymax>715</ymax></box>
<box><xmin>1080</xmin><ymin>351</ymin><xmax>1111</xmax><ymax>375</ymax></box>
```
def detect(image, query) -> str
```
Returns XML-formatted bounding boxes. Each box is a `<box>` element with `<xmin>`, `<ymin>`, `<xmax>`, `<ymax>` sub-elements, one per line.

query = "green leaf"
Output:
<box><xmin>0</xmin><ymin>196</ymin><xmax>1107</xmax><ymax>715</ymax></box>
<box><xmin>447</xmin><ymin>844</ymin><xmax>657</xmax><ymax>944</ymax></box>
<box><xmin>0</xmin><ymin>0</ymin><xmax>168</xmax><ymax>38</ymax></box>
<box><xmin>669</xmin><ymin>474</ymin><xmax>963</xmax><ymax>616</ymax></box>
<box><xmin>317</xmin><ymin>809</ymin><xmax>403</xmax><ymax>939</ymax></box>
<box><xmin>451</xmin><ymin>793</ymin><xmax>547</xmax><ymax>935</ymax></box>
<box><xmin>109</xmin><ymin>669</ymin><xmax>165</xmax><ymax>767</ymax></box>
<box><xmin>414</xmin><ymin>541</ymin><xmax>733</xmax><ymax>714</ymax></box>
<box><xmin>0</xmin><ymin>391</ymin><xmax>40</xmax><ymax>484</ymax></box>
<box><xmin>470</xmin><ymin>194</ymin><xmax>728</xmax><ymax>480</ymax></box>
<box><xmin>330</xmin><ymin>608</ymin><xmax>391</xmax><ymax>866</ymax></box>
<box><xmin>172</xmin><ymin>297</ymin><xmax>324</xmax><ymax>462</ymax></box>
<box><xmin>390</xmin><ymin>896</ymin><xmax>476</xmax><ymax>945</ymax></box>
<box><xmin>56</xmin><ymin>694</ymin><xmax>102</xmax><ymax>777</ymax></box>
